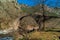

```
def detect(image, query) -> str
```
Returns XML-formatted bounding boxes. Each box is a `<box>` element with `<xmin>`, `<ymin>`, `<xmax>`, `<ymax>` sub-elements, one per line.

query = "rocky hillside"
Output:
<box><xmin>0</xmin><ymin>0</ymin><xmax>60</xmax><ymax>40</ymax></box>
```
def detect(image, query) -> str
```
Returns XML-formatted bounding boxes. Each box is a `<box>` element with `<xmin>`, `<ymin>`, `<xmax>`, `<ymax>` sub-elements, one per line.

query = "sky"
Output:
<box><xmin>17</xmin><ymin>0</ymin><xmax>60</xmax><ymax>8</ymax></box>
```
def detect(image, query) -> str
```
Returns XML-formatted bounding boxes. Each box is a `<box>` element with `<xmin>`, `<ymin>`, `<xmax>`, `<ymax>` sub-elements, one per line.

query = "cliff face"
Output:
<box><xmin>0</xmin><ymin>0</ymin><xmax>16</xmax><ymax>2</ymax></box>
<box><xmin>0</xmin><ymin>0</ymin><xmax>20</xmax><ymax>30</ymax></box>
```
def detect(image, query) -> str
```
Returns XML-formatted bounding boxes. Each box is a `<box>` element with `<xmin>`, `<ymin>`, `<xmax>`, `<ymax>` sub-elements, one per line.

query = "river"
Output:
<box><xmin>0</xmin><ymin>37</ymin><xmax>13</xmax><ymax>40</ymax></box>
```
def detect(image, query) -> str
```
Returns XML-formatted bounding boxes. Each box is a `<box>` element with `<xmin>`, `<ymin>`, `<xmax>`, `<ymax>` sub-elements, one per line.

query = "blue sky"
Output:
<box><xmin>44</xmin><ymin>0</ymin><xmax>60</xmax><ymax>8</ymax></box>
<box><xmin>17</xmin><ymin>0</ymin><xmax>60</xmax><ymax>8</ymax></box>
<box><xmin>17</xmin><ymin>0</ymin><xmax>41</xmax><ymax>6</ymax></box>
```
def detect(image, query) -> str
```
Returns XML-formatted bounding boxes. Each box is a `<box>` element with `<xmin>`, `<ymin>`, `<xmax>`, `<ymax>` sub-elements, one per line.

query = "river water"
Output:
<box><xmin>0</xmin><ymin>37</ymin><xmax>13</xmax><ymax>40</ymax></box>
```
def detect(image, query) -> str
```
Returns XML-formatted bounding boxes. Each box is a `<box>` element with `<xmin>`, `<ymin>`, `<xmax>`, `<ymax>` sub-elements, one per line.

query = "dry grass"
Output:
<box><xmin>28</xmin><ymin>31</ymin><xmax>60</xmax><ymax>40</ymax></box>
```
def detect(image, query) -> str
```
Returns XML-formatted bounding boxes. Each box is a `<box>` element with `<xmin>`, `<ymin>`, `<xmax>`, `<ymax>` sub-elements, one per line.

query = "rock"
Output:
<box><xmin>19</xmin><ymin>16</ymin><xmax>39</xmax><ymax>32</ymax></box>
